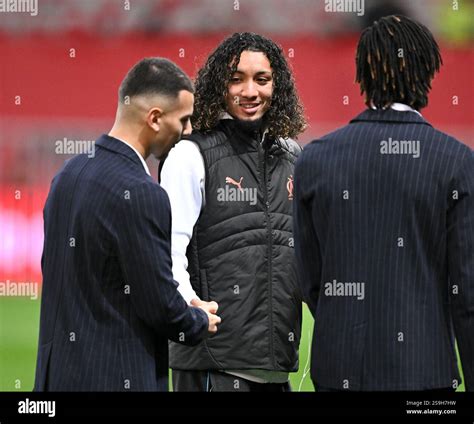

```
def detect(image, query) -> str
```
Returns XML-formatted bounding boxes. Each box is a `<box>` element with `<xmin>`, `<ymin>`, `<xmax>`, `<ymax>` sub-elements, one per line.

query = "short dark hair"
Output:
<box><xmin>118</xmin><ymin>57</ymin><xmax>193</xmax><ymax>103</ymax></box>
<box><xmin>192</xmin><ymin>32</ymin><xmax>306</xmax><ymax>139</ymax></box>
<box><xmin>356</xmin><ymin>15</ymin><xmax>442</xmax><ymax>110</ymax></box>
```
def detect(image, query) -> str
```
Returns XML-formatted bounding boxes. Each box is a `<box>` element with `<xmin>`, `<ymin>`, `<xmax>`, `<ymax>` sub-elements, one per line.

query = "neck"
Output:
<box><xmin>233</xmin><ymin>116</ymin><xmax>266</xmax><ymax>139</ymax></box>
<box><xmin>108</xmin><ymin>121</ymin><xmax>148</xmax><ymax>159</ymax></box>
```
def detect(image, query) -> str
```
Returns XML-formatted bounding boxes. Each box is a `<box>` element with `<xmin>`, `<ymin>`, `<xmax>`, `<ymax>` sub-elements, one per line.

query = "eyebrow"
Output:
<box><xmin>233</xmin><ymin>70</ymin><xmax>272</xmax><ymax>76</ymax></box>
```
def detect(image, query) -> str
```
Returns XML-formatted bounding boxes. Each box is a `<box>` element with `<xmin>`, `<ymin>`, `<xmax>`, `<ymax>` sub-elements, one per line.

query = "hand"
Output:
<box><xmin>191</xmin><ymin>298</ymin><xmax>218</xmax><ymax>313</ymax></box>
<box><xmin>191</xmin><ymin>298</ymin><xmax>221</xmax><ymax>334</ymax></box>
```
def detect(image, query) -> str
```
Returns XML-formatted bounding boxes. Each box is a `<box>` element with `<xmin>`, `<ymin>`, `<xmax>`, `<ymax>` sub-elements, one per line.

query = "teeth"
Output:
<box><xmin>241</xmin><ymin>104</ymin><xmax>258</xmax><ymax>109</ymax></box>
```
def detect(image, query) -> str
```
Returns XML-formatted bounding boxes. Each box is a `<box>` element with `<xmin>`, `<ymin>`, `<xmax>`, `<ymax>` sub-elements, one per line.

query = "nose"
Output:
<box><xmin>241</xmin><ymin>80</ymin><xmax>258</xmax><ymax>99</ymax></box>
<box><xmin>182</xmin><ymin>119</ymin><xmax>192</xmax><ymax>136</ymax></box>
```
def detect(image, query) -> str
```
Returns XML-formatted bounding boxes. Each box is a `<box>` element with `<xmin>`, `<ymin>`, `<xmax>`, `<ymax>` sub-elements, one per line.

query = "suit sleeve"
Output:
<box><xmin>293</xmin><ymin>149</ymin><xmax>322</xmax><ymax>317</ymax></box>
<box><xmin>447</xmin><ymin>148</ymin><xmax>474</xmax><ymax>391</ymax></box>
<box><xmin>116</xmin><ymin>180</ymin><xmax>209</xmax><ymax>346</ymax></box>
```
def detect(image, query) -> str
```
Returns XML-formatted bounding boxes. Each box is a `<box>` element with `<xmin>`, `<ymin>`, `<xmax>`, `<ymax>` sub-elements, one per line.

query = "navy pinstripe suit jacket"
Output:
<box><xmin>34</xmin><ymin>134</ymin><xmax>208</xmax><ymax>391</ymax></box>
<box><xmin>294</xmin><ymin>108</ymin><xmax>474</xmax><ymax>391</ymax></box>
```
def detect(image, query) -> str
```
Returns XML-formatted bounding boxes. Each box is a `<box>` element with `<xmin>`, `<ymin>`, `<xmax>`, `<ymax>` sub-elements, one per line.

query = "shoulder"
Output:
<box><xmin>301</xmin><ymin>123</ymin><xmax>353</xmax><ymax>156</ymax></box>
<box><xmin>161</xmin><ymin>139</ymin><xmax>205</xmax><ymax>178</ymax></box>
<box><xmin>443</xmin><ymin>136</ymin><xmax>474</xmax><ymax>176</ymax></box>
<box><xmin>184</xmin><ymin>127</ymin><xmax>228</xmax><ymax>153</ymax></box>
<box><xmin>277</xmin><ymin>137</ymin><xmax>302</xmax><ymax>158</ymax></box>
<box><xmin>169</xmin><ymin>139</ymin><xmax>201</xmax><ymax>156</ymax></box>
<box><xmin>428</xmin><ymin>127</ymin><xmax>472</xmax><ymax>155</ymax></box>
<box><xmin>417</xmin><ymin>126</ymin><xmax>473</xmax><ymax>174</ymax></box>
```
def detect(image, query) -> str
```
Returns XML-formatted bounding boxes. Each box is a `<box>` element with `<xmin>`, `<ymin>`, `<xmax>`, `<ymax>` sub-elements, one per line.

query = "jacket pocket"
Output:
<box><xmin>200</xmin><ymin>269</ymin><xmax>209</xmax><ymax>301</ymax></box>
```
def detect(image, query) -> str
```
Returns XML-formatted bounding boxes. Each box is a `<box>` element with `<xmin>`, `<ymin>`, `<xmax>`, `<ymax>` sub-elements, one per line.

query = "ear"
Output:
<box><xmin>147</xmin><ymin>107</ymin><xmax>163</xmax><ymax>132</ymax></box>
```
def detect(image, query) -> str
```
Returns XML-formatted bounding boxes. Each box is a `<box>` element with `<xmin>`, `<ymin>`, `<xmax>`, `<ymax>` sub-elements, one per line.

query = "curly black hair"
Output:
<box><xmin>356</xmin><ymin>15</ymin><xmax>442</xmax><ymax>110</ymax></box>
<box><xmin>192</xmin><ymin>32</ymin><xmax>307</xmax><ymax>139</ymax></box>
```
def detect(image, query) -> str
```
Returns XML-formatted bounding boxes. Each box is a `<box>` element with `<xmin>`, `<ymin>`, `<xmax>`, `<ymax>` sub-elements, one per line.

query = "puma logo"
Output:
<box><xmin>218</xmin><ymin>176</ymin><xmax>257</xmax><ymax>205</ymax></box>
<box><xmin>225</xmin><ymin>176</ymin><xmax>244</xmax><ymax>192</ymax></box>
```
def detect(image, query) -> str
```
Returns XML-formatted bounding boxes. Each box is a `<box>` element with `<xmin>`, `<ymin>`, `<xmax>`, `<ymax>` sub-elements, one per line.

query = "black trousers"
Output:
<box><xmin>172</xmin><ymin>370</ymin><xmax>291</xmax><ymax>392</ymax></box>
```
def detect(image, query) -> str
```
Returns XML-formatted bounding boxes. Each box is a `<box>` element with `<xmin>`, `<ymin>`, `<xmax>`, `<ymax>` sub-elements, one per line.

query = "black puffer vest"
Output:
<box><xmin>169</xmin><ymin>119</ymin><xmax>302</xmax><ymax>372</ymax></box>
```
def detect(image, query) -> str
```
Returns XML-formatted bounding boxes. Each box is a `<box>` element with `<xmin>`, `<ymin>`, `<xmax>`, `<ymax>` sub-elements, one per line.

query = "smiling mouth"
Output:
<box><xmin>239</xmin><ymin>102</ymin><xmax>261</xmax><ymax>114</ymax></box>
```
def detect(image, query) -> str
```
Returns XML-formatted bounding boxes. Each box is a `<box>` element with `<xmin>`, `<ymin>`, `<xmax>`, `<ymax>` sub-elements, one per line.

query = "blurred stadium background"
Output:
<box><xmin>0</xmin><ymin>0</ymin><xmax>472</xmax><ymax>392</ymax></box>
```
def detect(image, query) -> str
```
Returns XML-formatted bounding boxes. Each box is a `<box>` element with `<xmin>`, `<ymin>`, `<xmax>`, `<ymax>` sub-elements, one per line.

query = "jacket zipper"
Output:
<box><xmin>260</xmin><ymin>132</ymin><xmax>275</xmax><ymax>369</ymax></box>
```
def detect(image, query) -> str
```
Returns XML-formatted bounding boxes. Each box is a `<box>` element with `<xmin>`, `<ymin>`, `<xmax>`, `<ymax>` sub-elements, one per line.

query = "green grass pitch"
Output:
<box><xmin>0</xmin><ymin>296</ymin><xmax>464</xmax><ymax>392</ymax></box>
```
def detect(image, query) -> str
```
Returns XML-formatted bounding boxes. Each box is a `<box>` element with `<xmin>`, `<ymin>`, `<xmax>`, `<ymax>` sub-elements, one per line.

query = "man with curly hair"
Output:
<box><xmin>160</xmin><ymin>32</ymin><xmax>307</xmax><ymax>392</ymax></box>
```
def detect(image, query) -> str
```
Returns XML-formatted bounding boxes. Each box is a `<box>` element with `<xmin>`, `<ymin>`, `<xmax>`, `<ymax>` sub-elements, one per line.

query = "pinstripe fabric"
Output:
<box><xmin>34</xmin><ymin>134</ymin><xmax>209</xmax><ymax>391</ymax></box>
<box><xmin>294</xmin><ymin>109</ymin><xmax>474</xmax><ymax>391</ymax></box>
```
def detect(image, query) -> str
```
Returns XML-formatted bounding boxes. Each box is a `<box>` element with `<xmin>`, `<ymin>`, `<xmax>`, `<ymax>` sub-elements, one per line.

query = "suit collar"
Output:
<box><xmin>95</xmin><ymin>134</ymin><xmax>145</xmax><ymax>169</ymax></box>
<box><xmin>350</xmin><ymin>108</ymin><xmax>432</xmax><ymax>127</ymax></box>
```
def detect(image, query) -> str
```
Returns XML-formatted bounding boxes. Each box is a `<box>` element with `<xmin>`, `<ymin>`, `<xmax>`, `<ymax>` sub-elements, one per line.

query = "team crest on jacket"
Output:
<box><xmin>287</xmin><ymin>175</ymin><xmax>294</xmax><ymax>200</ymax></box>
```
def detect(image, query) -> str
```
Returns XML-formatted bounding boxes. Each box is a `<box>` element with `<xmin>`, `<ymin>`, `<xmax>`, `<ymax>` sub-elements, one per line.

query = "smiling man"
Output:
<box><xmin>160</xmin><ymin>32</ymin><xmax>307</xmax><ymax>391</ymax></box>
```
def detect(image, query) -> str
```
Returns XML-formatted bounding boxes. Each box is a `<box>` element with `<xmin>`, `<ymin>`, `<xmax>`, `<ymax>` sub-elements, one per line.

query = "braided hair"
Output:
<box><xmin>356</xmin><ymin>15</ymin><xmax>442</xmax><ymax>110</ymax></box>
